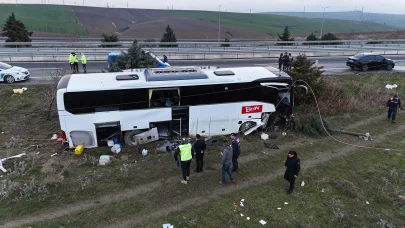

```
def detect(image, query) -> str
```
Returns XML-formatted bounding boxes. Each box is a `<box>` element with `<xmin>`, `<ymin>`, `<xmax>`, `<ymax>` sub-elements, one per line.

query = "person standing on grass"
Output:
<box><xmin>193</xmin><ymin>134</ymin><xmax>206</xmax><ymax>172</ymax></box>
<box><xmin>174</xmin><ymin>139</ymin><xmax>193</xmax><ymax>185</ymax></box>
<box><xmin>387</xmin><ymin>93</ymin><xmax>402</xmax><ymax>123</ymax></box>
<box><xmin>220</xmin><ymin>145</ymin><xmax>236</xmax><ymax>185</ymax></box>
<box><xmin>284</xmin><ymin>151</ymin><xmax>301</xmax><ymax>194</ymax></box>
<box><xmin>230</xmin><ymin>133</ymin><xmax>240</xmax><ymax>172</ymax></box>
<box><xmin>278</xmin><ymin>53</ymin><xmax>283</xmax><ymax>71</ymax></box>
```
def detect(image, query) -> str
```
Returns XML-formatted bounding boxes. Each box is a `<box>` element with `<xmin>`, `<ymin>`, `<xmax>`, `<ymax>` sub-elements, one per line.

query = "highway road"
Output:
<box><xmin>4</xmin><ymin>55</ymin><xmax>405</xmax><ymax>83</ymax></box>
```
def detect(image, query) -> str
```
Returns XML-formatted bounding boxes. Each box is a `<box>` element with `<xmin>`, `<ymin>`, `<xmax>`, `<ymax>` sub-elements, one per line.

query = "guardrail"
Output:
<box><xmin>1</xmin><ymin>39</ymin><xmax>405</xmax><ymax>48</ymax></box>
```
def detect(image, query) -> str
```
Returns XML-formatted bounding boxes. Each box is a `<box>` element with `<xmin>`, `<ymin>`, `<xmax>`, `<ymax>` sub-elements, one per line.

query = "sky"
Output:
<box><xmin>2</xmin><ymin>0</ymin><xmax>405</xmax><ymax>14</ymax></box>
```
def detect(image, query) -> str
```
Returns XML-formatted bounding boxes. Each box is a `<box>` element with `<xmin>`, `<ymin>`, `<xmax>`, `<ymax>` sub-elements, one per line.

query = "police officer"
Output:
<box><xmin>284</xmin><ymin>151</ymin><xmax>301</xmax><ymax>194</ymax></box>
<box><xmin>72</xmin><ymin>53</ymin><xmax>79</xmax><ymax>73</ymax></box>
<box><xmin>174</xmin><ymin>139</ymin><xmax>193</xmax><ymax>185</ymax></box>
<box><xmin>230</xmin><ymin>133</ymin><xmax>240</xmax><ymax>172</ymax></box>
<box><xmin>193</xmin><ymin>134</ymin><xmax>206</xmax><ymax>172</ymax></box>
<box><xmin>69</xmin><ymin>52</ymin><xmax>74</xmax><ymax>72</ymax></box>
<box><xmin>163</xmin><ymin>54</ymin><xmax>168</xmax><ymax>63</ymax></box>
<box><xmin>81</xmin><ymin>53</ymin><xmax>87</xmax><ymax>73</ymax></box>
<box><xmin>387</xmin><ymin>93</ymin><xmax>402</xmax><ymax>123</ymax></box>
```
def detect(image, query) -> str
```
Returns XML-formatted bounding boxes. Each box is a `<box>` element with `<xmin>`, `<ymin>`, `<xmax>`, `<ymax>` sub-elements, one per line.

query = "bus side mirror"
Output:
<box><xmin>294</xmin><ymin>85</ymin><xmax>308</xmax><ymax>96</ymax></box>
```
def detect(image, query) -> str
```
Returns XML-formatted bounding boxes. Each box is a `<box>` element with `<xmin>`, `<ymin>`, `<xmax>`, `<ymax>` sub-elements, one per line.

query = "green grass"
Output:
<box><xmin>164</xmin><ymin>10</ymin><xmax>398</xmax><ymax>36</ymax></box>
<box><xmin>0</xmin><ymin>4</ymin><xmax>87</xmax><ymax>35</ymax></box>
<box><xmin>266</xmin><ymin>11</ymin><xmax>405</xmax><ymax>29</ymax></box>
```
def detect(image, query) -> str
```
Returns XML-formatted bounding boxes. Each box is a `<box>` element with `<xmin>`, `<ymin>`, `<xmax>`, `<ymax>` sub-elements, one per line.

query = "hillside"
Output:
<box><xmin>0</xmin><ymin>4</ymin><xmax>401</xmax><ymax>39</ymax></box>
<box><xmin>264</xmin><ymin>11</ymin><xmax>405</xmax><ymax>29</ymax></box>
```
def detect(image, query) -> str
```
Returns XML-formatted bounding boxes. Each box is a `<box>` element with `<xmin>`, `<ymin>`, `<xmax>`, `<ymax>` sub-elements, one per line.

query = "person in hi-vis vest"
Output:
<box><xmin>174</xmin><ymin>139</ymin><xmax>194</xmax><ymax>185</ymax></box>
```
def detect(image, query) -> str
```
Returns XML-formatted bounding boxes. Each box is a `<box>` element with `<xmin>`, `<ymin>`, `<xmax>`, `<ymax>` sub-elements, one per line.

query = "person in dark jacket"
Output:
<box><xmin>282</xmin><ymin>52</ymin><xmax>289</xmax><ymax>71</ymax></box>
<box><xmin>387</xmin><ymin>93</ymin><xmax>402</xmax><ymax>123</ymax></box>
<box><xmin>163</xmin><ymin>55</ymin><xmax>168</xmax><ymax>63</ymax></box>
<box><xmin>284</xmin><ymin>151</ymin><xmax>301</xmax><ymax>194</ymax></box>
<box><xmin>278</xmin><ymin>53</ymin><xmax>283</xmax><ymax>71</ymax></box>
<box><xmin>220</xmin><ymin>145</ymin><xmax>236</xmax><ymax>184</ymax></box>
<box><xmin>230</xmin><ymin>133</ymin><xmax>241</xmax><ymax>172</ymax></box>
<box><xmin>193</xmin><ymin>134</ymin><xmax>206</xmax><ymax>172</ymax></box>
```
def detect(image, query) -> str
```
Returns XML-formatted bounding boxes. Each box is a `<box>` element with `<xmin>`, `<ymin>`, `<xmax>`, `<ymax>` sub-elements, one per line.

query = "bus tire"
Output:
<box><xmin>124</xmin><ymin>130</ymin><xmax>144</xmax><ymax>146</ymax></box>
<box><xmin>239</xmin><ymin>121</ymin><xmax>257</xmax><ymax>134</ymax></box>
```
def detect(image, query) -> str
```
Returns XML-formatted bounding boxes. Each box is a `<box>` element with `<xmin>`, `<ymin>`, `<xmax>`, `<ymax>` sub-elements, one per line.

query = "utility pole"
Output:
<box><xmin>63</xmin><ymin>0</ymin><xmax>64</xmax><ymax>5</ymax></box>
<box><xmin>83</xmin><ymin>0</ymin><xmax>84</xmax><ymax>6</ymax></box>
<box><xmin>320</xmin><ymin>6</ymin><xmax>329</xmax><ymax>38</ymax></box>
<box><xmin>303</xmin><ymin>6</ymin><xmax>305</xmax><ymax>17</ymax></box>
<box><xmin>172</xmin><ymin>5</ymin><xmax>173</xmax><ymax>10</ymax></box>
<box><xmin>218</xmin><ymin>5</ymin><xmax>221</xmax><ymax>43</ymax></box>
<box><xmin>127</xmin><ymin>2</ymin><xmax>128</xmax><ymax>8</ymax></box>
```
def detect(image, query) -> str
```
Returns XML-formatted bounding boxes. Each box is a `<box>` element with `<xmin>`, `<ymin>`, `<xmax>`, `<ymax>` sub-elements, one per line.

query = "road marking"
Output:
<box><xmin>29</xmin><ymin>68</ymin><xmax>64</xmax><ymax>70</ymax></box>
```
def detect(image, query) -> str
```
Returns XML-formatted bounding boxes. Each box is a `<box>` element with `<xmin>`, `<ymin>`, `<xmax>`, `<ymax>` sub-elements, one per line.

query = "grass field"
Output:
<box><xmin>164</xmin><ymin>10</ymin><xmax>399</xmax><ymax>36</ymax></box>
<box><xmin>0</xmin><ymin>73</ymin><xmax>405</xmax><ymax>227</ymax></box>
<box><xmin>266</xmin><ymin>11</ymin><xmax>405</xmax><ymax>29</ymax></box>
<box><xmin>0</xmin><ymin>4</ymin><xmax>87</xmax><ymax>35</ymax></box>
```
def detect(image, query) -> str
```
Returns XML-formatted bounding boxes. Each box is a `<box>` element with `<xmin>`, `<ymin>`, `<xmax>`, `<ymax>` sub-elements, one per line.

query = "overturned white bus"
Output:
<box><xmin>56</xmin><ymin>66</ymin><xmax>296</xmax><ymax>148</ymax></box>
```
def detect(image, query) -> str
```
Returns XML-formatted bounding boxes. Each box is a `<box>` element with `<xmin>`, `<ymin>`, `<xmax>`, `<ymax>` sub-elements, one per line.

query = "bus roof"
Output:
<box><xmin>58</xmin><ymin>66</ymin><xmax>291</xmax><ymax>92</ymax></box>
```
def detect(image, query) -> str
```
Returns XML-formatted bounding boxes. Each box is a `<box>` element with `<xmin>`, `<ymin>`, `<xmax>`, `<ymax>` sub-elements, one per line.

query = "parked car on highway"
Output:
<box><xmin>0</xmin><ymin>62</ymin><xmax>30</xmax><ymax>84</ymax></box>
<box><xmin>346</xmin><ymin>53</ymin><xmax>395</xmax><ymax>72</ymax></box>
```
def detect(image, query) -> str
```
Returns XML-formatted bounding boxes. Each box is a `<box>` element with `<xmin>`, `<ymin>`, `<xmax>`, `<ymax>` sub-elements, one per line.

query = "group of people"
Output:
<box><xmin>279</xmin><ymin>52</ymin><xmax>294</xmax><ymax>71</ymax></box>
<box><xmin>173</xmin><ymin>133</ymin><xmax>241</xmax><ymax>185</ymax></box>
<box><xmin>69</xmin><ymin>52</ymin><xmax>87</xmax><ymax>74</ymax></box>
<box><xmin>173</xmin><ymin>133</ymin><xmax>301</xmax><ymax>194</ymax></box>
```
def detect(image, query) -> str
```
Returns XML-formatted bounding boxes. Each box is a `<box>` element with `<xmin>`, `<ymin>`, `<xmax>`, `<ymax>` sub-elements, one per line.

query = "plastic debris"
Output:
<box><xmin>162</xmin><ymin>224</ymin><xmax>174</xmax><ymax>228</ymax></box>
<box><xmin>75</xmin><ymin>144</ymin><xmax>84</xmax><ymax>155</ymax></box>
<box><xmin>259</xmin><ymin>220</ymin><xmax>267</xmax><ymax>225</ymax></box>
<box><xmin>284</xmin><ymin>202</ymin><xmax>288</xmax><ymax>205</ymax></box>
<box><xmin>57</xmin><ymin>138</ymin><xmax>64</xmax><ymax>142</ymax></box>
<box><xmin>156</xmin><ymin>140</ymin><xmax>174</xmax><ymax>153</ymax></box>
<box><xmin>282</xmin><ymin>132</ymin><xmax>287</xmax><ymax>136</ymax></box>
<box><xmin>0</xmin><ymin>153</ymin><xmax>27</xmax><ymax>173</ymax></box>
<box><xmin>111</xmin><ymin>144</ymin><xmax>122</xmax><ymax>154</ymax></box>
<box><xmin>99</xmin><ymin>155</ymin><xmax>111</xmax><ymax>166</ymax></box>
<box><xmin>141</xmin><ymin>149</ymin><xmax>148</xmax><ymax>156</ymax></box>
<box><xmin>246</xmin><ymin>217</ymin><xmax>250</xmax><ymax>220</ymax></box>
<box><xmin>51</xmin><ymin>134</ymin><xmax>58</xmax><ymax>140</ymax></box>
<box><xmin>261</xmin><ymin>133</ymin><xmax>269</xmax><ymax>140</ymax></box>
<box><xmin>240</xmin><ymin>214</ymin><xmax>244</xmax><ymax>217</ymax></box>
<box><xmin>0</xmin><ymin>160</ymin><xmax>6</xmax><ymax>173</ymax></box>
<box><xmin>107</xmin><ymin>140</ymin><xmax>114</xmax><ymax>147</ymax></box>
<box><xmin>241</xmin><ymin>199</ymin><xmax>245</xmax><ymax>202</ymax></box>
<box><xmin>50</xmin><ymin>153</ymin><xmax>58</xmax><ymax>157</ymax></box>
<box><xmin>385</xmin><ymin>84</ymin><xmax>398</xmax><ymax>89</ymax></box>
<box><xmin>240</xmin><ymin>203</ymin><xmax>244</xmax><ymax>207</ymax></box>
<box><xmin>1</xmin><ymin>132</ymin><xmax>4</xmax><ymax>134</ymax></box>
<box><xmin>301</xmin><ymin>181</ymin><xmax>305</xmax><ymax>187</ymax></box>
<box><xmin>21</xmin><ymin>87</ymin><xmax>28</xmax><ymax>91</ymax></box>
<box><xmin>277</xmin><ymin>208</ymin><xmax>282</xmax><ymax>210</ymax></box>
<box><xmin>13</xmin><ymin>89</ymin><xmax>24</xmax><ymax>94</ymax></box>
<box><xmin>321</xmin><ymin>188</ymin><xmax>325</xmax><ymax>193</ymax></box>
<box><xmin>366</xmin><ymin>201</ymin><xmax>370</xmax><ymax>205</ymax></box>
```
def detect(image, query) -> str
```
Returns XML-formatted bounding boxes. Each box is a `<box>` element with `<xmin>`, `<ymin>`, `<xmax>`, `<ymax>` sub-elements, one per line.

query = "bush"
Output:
<box><xmin>294</xmin><ymin>114</ymin><xmax>331</xmax><ymax>137</ymax></box>
<box><xmin>277</xmin><ymin>26</ymin><xmax>294</xmax><ymax>46</ymax></box>
<box><xmin>221</xmin><ymin>37</ymin><xmax>230</xmax><ymax>47</ymax></box>
<box><xmin>321</xmin><ymin>33</ymin><xmax>342</xmax><ymax>45</ymax></box>
<box><xmin>100</xmin><ymin>33</ymin><xmax>121</xmax><ymax>48</ymax></box>
<box><xmin>304</xmin><ymin>32</ymin><xmax>319</xmax><ymax>45</ymax></box>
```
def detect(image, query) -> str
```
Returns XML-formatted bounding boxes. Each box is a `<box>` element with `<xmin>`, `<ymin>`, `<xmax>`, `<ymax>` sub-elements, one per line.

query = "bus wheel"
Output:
<box><xmin>124</xmin><ymin>130</ymin><xmax>144</xmax><ymax>146</ymax></box>
<box><xmin>239</xmin><ymin>121</ymin><xmax>257</xmax><ymax>134</ymax></box>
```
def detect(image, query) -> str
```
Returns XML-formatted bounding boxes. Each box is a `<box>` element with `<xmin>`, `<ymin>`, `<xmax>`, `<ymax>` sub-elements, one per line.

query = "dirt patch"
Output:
<box><xmin>332</xmin><ymin>179</ymin><xmax>359</xmax><ymax>198</ymax></box>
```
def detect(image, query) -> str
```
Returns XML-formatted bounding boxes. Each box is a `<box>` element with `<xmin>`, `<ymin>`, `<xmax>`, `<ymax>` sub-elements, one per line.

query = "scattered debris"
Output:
<box><xmin>301</xmin><ymin>181</ymin><xmax>305</xmax><ymax>187</ymax></box>
<box><xmin>398</xmin><ymin>195</ymin><xmax>405</xmax><ymax>200</ymax></box>
<box><xmin>107</xmin><ymin>140</ymin><xmax>114</xmax><ymax>147</ymax></box>
<box><xmin>156</xmin><ymin>140</ymin><xmax>174</xmax><ymax>153</ymax></box>
<box><xmin>111</xmin><ymin>144</ymin><xmax>122</xmax><ymax>154</ymax></box>
<box><xmin>241</xmin><ymin>199</ymin><xmax>245</xmax><ymax>202</ymax></box>
<box><xmin>99</xmin><ymin>155</ymin><xmax>111</xmax><ymax>166</ymax></box>
<box><xmin>162</xmin><ymin>224</ymin><xmax>174</xmax><ymax>228</ymax></box>
<box><xmin>75</xmin><ymin>144</ymin><xmax>84</xmax><ymax>155</ymax></box>
<box><xmin>240</xmin><ymin>214</ymin><xmax>244</xmax><ymax>217</ymax></box>
<box><xmin>0</xmin><ymin>153</ymin><xmax>27</xmax><ymax>173</ymax></box>
<box><xmin>321</xmin><ymin>188</ymin><xmax>325</xmax><ymax>193</ymax></box>
<box><xmin>261</xmin><ymin>133</ymin><xmax>269</xmax><ymax>140</ymax></box>
<box><xmin>331</xmin><ymin>129</ymin><xmax>373</xmax><ymax>141</ymax></box>
<box><xmin>57</xmin><ymin>138</ymin><xmax>64</xmax><ymax>142</ymax></box>
<box><xmin>259</xmin><ymin>220</ymin><xmax>267</xmax><ymax>225</ymax></box>
<box><xmin>140</xmin><ymin>149</ymin><xmax>149</xmax><ymax>156</ymax></box>
<box><xmin>282</xmin><ymin>132</ymin><xmax>287</xmax><ymax>136</ymax></box>
<box><xmin>1</xmin><ymin>132</ymin><xmax>4</xmax><ymax>134</ymax></box>
<box><xmin>13</xmin><ymin>89</ymin><xmax>24</xmax><ymax>94</ymax></box>
<box><xmin>385</xmin><ymin>84</ymin><xmax>398</xmax><ymax>89</ymax></box>
<box><xmin>277</xmin><ymin>208</ymin><xmax>281</xmax><ymax>210</ymax></box>
<box><xmin>366</xmin><ymin>201</ymin><xmax>370</xmax><ymax>205</ymax></box>
<box><xmin>51</xmin><ymin>134</ymin><xmax>58</xmax><ymax>140</ymax></box>
<box><xmin>50</xmin><ymin>153</ymin><xmax>58</xmax><ymax>157</ymax></box>
<box><xmin>246</xmin><ymin>217</ymin><xmax>250</xmax><ymax>220</ymax></box>
<box><xmin>284</xmin><ymin>202</ymin><xmax>288</xmax><ymax>205</ymax></box>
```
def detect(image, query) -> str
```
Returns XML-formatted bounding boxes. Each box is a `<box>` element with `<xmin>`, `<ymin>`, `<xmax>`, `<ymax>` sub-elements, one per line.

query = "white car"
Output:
<box><xmin>0</xmin><ymin>62</ymin><xmax>30</xmax><ymax>83</ymax></box>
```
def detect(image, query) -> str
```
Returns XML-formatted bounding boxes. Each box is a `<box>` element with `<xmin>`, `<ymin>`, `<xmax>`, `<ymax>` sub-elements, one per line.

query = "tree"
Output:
<box><xmin>1</xmin><ymin>13</ymin><xmax>33</xmax><ymax>46</ymax></box>
<box><xmin>100</xmin><ymin>33</ymin><xmax>121</xmax><ymax>47</ymax></box>
<box><xmin>221</xmin><ymin>37</ymin><xmax>230</xmax><ymax>47</ymax></box>
<box><xmin>277</xmin><ymin>26</ymin><xmax>294</xmax><ymax>46</ymax></box>
<box><xmin>306</xmin><ymin>33</ymin><xmax>318</xmax><ymax>41</ymax></box>
<box><xmin>108</xmin><ymin>40</ymin><xmax>156</xmax><ymax>72</ymax></box>
<box><xmin>321</xmin><ymin>33</ymin><xmax>342</xmax><ymax>45</ymax></box>
<box><xmin>288</xmin><ymin>54</ymin><xmax>324</xmax><ymax>104</ymax></box>
<box><xmin>160</xmin><ymin>25</ymin><xmax>178</xmax><ymax>47</ymax></box>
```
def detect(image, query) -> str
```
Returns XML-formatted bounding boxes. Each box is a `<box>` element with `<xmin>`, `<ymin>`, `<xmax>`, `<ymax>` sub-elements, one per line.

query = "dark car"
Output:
<box><xmin>346</xmin><ymin>53</ymin><xmax>395</xmax><ymax>72</ymax></box>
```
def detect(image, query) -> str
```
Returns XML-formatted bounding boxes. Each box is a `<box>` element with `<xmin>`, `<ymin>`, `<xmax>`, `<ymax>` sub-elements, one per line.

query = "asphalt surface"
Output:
<box><xmin>3</xmin><ymin>55</ymin><xmax>405</xmax><ymax>84</ymax></box>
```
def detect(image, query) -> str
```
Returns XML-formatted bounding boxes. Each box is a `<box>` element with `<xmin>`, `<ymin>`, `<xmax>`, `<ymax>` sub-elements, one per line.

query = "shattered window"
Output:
<box><xmin>278</xmin><ymin>92</ymin><xmax>290</xmax><ymax>105</ymax></box>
